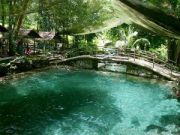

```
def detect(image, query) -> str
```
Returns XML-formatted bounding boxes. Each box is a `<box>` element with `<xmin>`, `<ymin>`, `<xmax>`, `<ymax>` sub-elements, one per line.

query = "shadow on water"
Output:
<box><xmin>0</xmin><ymin>83</ymin><xmax>20</xmax><ymax>102</ymax></box>
<box><xmin>0</xmin><ymin>82</ymin><xmax>122</xmax><ymax>135</ymax></box>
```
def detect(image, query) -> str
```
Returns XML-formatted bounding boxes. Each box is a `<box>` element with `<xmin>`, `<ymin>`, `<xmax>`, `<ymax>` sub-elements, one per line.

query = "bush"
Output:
<box><xmin>149</xmin><ymin>45</ymin><xmax>168</xmax><ymax>60</ymax></box>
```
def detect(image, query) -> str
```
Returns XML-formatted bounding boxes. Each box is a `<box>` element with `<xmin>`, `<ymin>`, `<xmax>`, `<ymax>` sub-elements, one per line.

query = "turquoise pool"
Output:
<box><xmin>0</xmin><ymin>69</ymin><xmax>179</xmax><ymax>135</ymax></box>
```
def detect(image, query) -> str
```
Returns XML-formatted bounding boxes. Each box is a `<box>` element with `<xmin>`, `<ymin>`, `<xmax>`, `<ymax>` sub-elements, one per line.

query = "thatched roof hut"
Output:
<box><xmin>19</xmin><ymin>30</ymin><xmax>66</xmax><ymax>42</ymax></box>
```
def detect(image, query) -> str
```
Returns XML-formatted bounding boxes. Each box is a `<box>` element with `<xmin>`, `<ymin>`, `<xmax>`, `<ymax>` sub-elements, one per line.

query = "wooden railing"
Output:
<box><xmin>65</xmin><ymin>48</ymin><xmax>179</xmax><ymax>76</ymax></box>
<box><xmin>116</xmin><ymin>48</ymin><xmax>179</xmax><ymax>75</ymax></box>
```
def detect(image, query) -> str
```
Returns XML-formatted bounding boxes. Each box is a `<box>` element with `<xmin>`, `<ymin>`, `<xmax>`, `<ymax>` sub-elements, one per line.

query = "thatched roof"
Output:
<box><xmin>19</xmin><ymin>29</ymin><xmax>66</xmax><ymax>41</ymax></box>
<box><xmin>19</xmin><ymin>29</ymin><xmax>30</xmax><ymax>37</ymax></box>
<box><xmin>28</xmin><ymin>30</ymin><xmax>41</xmax><ymax>38</ymax></box>
<box><xmin>0</xmin><ymin>25</ymin><xmax>8</xmax><ymax>33</ymax></box>
<box><xmin>39</xmin><ymin>32</ymin><xmax>55</xmax><ymax>40</ymax></box>
<box><xmin>19</xmin><ymin>29</ymin><xmax>41</xmax><ymax>38</ymax></box>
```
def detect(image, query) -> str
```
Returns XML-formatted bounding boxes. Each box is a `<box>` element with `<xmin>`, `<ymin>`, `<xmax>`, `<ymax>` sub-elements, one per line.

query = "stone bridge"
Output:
<box><xmin>51</xmin><ymin>54</ymin><xmax>180</xmax><ymax>81</ymax></box>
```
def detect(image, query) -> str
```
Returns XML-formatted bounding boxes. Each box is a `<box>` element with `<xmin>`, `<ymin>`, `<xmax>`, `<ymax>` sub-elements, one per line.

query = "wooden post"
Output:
<box><xmin>153</xmin><ymin>53</ymin><xmax>155</xmax><ymax>68</ymax></box>
<box><xmin>43</xmin><ymin>45</ymin><xmax>45</xmax><ymax>55</ymax></box>
<box><xmin>170</xmin><ymin>63</ymin><xmax>173</xmax><ymax>76</ymax></box>
<box><xmin>139</xmin><ymin>51</ymin><xmax>141</xmax><ymax>60</ymax></box>
<box><xmin>34</xmin><ymin>39</ymin><xmax>35</xmax><ymax>54</ymax></box>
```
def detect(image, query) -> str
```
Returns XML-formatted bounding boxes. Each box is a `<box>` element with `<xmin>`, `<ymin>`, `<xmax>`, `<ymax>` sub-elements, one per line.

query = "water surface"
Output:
<box><xmin>0</xmin><ymin>69</ymin><xmax>179</xmax><ymax>135</ymax></box>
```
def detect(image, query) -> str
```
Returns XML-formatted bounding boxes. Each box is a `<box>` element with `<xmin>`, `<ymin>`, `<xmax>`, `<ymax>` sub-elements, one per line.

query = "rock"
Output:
<box><xmin>11</xmin><ymin>57</ymin><xmax>32</xmax><ymax>72</ymax></box>
<box><xmin>32</xmin><ymin>59</ymin><xmax>49</xmax><ymax>68</ymax></box>
<box><xmin>145</xmin><ymin>124</ymin><xmax>168</xmax><ymax>133</ymax></box>
<box><xmin>160</xmin><ymin>114</ymin><xmax>180</xmax><ymax>126</ymax></box>
<box><xmin>131</xmin><ymin>117</ymin><xmax>140</xmax><ymax>127</ymax></box>
<box><xmin>67</xmin><ymin>59</ymin><xmax>98</xmax><ymax>69</ymax></box>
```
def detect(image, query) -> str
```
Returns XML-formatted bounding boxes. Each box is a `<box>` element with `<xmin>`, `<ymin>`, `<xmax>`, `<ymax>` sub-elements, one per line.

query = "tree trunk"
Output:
<box><xmin>175</xmin><ymin>40</ymin><xmax>180</xmax><ymax>66</ymax></box>
<box><xmin>168</xmin><ymin>39</ymin><xmax>180</xmax><ymax>66</ymax></box>
<box><xmin>65</xmin><ymin>35</ymin><xmax>69</xmax><ymax>48</ymax></box>
<box><xmin>73</xmin><ymin>36</ymin><xmax>78</xmax><ymax>48</ymax></box>
<box><xmin>1</xmin><ymin>0</ymin><xmax>5</xmax><ymax>26</ymax></box>
<box><xmin>15</xmin><ymin>0</ymin><xmax>30</xmax><ymax>37</ymax></box>
<box><xmin>8</xmin><ymin>0</ymin><xmax>15</xmax><ymax>56</ymax></box>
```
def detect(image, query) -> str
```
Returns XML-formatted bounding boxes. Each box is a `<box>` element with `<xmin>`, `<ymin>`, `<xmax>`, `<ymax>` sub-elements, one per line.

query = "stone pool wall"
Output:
<box><xmin>0</xmin><ymin>56</ymin><xmax>173</xmax><ymax>81</ymax></box>
<box><xmin>0</xmin><ymin>56</ymin><xmax>50</xmax><ymax>77</ymax></box>
<box><xmin>63</xmin><ymin>59</ymin><xmax>169</xmax><ymax>80</ymax></box>
<box><xmin>98</xmin><ymin>62</ymin><xmax>162</xmax><ymax>80</ymax></box>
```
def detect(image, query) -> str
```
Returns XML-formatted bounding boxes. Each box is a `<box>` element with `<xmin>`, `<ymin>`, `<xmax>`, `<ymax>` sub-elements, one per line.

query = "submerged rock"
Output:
<box><xmin>145</xmin><ymin>124</ymin><xmax>168</xmax><ymax>133</ymax></box>
<box><xmin>131</xmin><ymin>117</ymin><xmax>140</xmax><ymax>127</ymax></box>
<box><xmin>160</xmin><ymin>114</ymin><xmax>180</xmax><ymax>126</ymax></box>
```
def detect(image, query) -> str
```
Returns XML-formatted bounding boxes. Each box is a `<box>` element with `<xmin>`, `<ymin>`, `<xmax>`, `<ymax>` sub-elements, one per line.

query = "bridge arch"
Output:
<box><xmin>57</xmin><ymin>50</ymin><xmax>180</xmax><ymax>81</ymax></box>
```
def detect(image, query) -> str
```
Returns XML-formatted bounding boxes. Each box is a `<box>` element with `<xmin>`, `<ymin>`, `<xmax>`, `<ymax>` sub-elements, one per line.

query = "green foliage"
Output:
<box><xmin>79</xmin><ymin>42</ymin><xmax>98</xmax><ymax>55</ymax></box>
<box><xmin>67</xmin><ymin>35</ymin><xmax>98</xmax><ymax>57</ymax></box>
<box><xmin>149</xmin><ymin>45</ymin><xmax>168</xmax><ymax>60</ymax></box>
<box><xmin>0</xmin><ymin>0</ymin><xmax>179</xmax><ymax>64</ymax></box>
<box><xmin>99</xmin><ymin>24</ymin><xmax>137</xmax><ymax>48</ymax></box>
<box><xmin>132</xmin><ymin>38</ymin><xmax>151</xmax><ymax>50</ymax></box>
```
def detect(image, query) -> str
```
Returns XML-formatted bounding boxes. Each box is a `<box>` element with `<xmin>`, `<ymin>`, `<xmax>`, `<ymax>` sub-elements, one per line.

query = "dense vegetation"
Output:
<box><xmin>0</xmin><ymin>0</ymin><xmax>179</xmax><ymax>66</ymax></box>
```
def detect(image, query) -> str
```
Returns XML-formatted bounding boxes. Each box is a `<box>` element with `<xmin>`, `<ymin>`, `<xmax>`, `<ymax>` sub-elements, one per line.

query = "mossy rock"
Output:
<box><xmin>11</xmin><ymin>57</ymin><xmax>32</xmax><ymax>72</ymax></box>
<box><xmin>32</xmin><ymin>59</ymin><xmax>49</xmax><ymax>68</ymax></box>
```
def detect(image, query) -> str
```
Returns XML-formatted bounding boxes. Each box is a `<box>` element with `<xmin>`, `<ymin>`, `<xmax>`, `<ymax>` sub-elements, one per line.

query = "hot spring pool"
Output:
<box><xmin>0</xmin><ymin>69</ymin><xmax>179</xmax><ymax>135</ymax></box>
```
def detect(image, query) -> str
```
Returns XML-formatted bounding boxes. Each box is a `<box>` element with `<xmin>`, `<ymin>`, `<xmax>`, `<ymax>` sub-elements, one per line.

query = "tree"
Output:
<box><xmin>0</xmin><ymin>0</ymin><xmax>115</xmax><ymax>55</ymax></box>
<box><xmin>114</xmin><ymin>0</ymin><xmax>180</xmax><ymax>65</ymax></box>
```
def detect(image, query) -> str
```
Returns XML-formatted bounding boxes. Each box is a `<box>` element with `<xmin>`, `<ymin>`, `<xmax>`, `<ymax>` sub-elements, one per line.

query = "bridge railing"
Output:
<box><xmin>62</xmin><ymin>47</ymin><xmax>179</xmax><ymax>77</ymax></box>
<box><xmin>117</xmin><ymin>48</ymin><xmax>179</xmax><ymax>76</ymax></box>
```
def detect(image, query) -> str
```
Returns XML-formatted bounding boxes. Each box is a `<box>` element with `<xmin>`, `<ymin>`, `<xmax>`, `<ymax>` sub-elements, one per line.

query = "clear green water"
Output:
<box><xmin>0</xmin><ymin>69</ymin><xmax>179</xmax><ymax>135</ymax></box>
